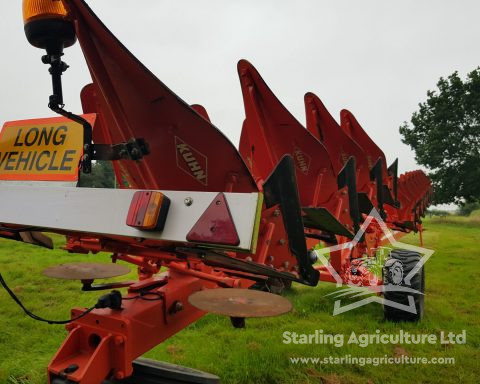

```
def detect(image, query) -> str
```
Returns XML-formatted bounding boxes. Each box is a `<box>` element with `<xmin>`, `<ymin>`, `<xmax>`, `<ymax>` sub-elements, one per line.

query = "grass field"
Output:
<box><xmin>0</xmin><ymin>217</ymin><xmax>479</xmax><ymax>384</ymax></box>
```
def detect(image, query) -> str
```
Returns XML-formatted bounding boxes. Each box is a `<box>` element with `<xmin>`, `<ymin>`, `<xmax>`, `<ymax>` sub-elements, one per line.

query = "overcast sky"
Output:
<box><xmin>1</xmin><ymin>1</ymin><xmax>478</xmax><ymax>208</ymax></box>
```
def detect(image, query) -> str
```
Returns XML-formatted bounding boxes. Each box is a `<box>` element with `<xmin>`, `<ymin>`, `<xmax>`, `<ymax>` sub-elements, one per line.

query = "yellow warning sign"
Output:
<box><xmin>0</xmin><ymin>115</ymin><xmax>94</xmax><ymax>182</ymax></box>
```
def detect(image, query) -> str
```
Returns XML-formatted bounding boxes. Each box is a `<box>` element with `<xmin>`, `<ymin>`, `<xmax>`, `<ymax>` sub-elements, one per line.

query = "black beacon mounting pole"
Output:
<box><xmin>41</xmin><ymin>48</ymin><xmax>150</xmax><ymax>173</ymax></box>
<box><xmin>42</xmin><ymin>49</ymin><xmax>94</xmax><ymax>173</ymax></box>
<box><xmin>30</xmin><ymin>16</ymin><xmax>149</xmax><ymax>174</ymax></box>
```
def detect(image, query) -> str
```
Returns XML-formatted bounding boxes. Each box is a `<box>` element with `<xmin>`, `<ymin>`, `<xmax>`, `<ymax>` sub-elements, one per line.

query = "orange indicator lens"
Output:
<box><xmin>23</xmin><ymin>0</ymin><xmax>68</xmax><ymax>24</ymax></box>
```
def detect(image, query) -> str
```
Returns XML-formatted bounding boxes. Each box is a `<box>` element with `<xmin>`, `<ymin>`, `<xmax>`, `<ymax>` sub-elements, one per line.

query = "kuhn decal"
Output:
<box><xmin>175</xmin><ymin>136</ymin><xmax>208</xmax><ymax>186</ymax></box>
<box><xmin>293</xmin><ymin>146</ymin><xmax>311</xmax><ymax>175</ymax></box>
<box><xmin>340</xmin><ymin>149</ymin><xmax>349</xmax><ymax>165</ymax></box>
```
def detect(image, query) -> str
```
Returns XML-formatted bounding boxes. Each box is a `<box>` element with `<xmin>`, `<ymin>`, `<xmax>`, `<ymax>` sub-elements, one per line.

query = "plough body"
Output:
<box><xmin>0</xmin><ymin>1</ymin><xmax>432</xmax><ymax>382</ymax></box>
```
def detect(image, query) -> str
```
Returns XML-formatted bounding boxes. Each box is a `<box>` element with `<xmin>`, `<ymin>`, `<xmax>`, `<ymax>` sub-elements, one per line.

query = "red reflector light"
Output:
<box><xmin>126</xmin><ymin>191</ymin><xmax>170</xmax><ymax>231</ymax></box>
<box><xmin>187</xmin><ymin>193</ymin><xmax>240</xmax><ymax>246</ymax></box>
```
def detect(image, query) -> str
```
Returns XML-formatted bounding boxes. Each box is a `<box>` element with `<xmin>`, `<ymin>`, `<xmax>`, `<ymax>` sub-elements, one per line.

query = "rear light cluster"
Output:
<box><xmin>126</xmin><ymin>191</ymin><xmax>170</xmax><ymax>231</ymax></box>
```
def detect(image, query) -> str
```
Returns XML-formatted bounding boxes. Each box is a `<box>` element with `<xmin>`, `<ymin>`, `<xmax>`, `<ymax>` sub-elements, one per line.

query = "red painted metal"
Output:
<box><xmin>340</xmin><ymin>109</ymin><xmax>396</xmax><ymax>207</ymax></box>
<box><xmin>71</xmin><ymin>0</ymin><xmax>257</xmax><ymax>194</ymax></box>
<box><xmin>304</xmin><ymin>93</ymin><xmax>377</xmax><ymax>204</ymax></box>
<box><xmin>339</xmin><ymin>109</ymin><xmax>434</xmax><ymax>229</ymax></box>
<box><xmin>396</xmin><ymin>170</ymin><xmax>432</xmax><ymax>226</ymax></box>
<box><xmin>341</xmin><ymin>109</ymin><xmax>389</xmax><ymax>176</ymax></box>
<box><xmin>237</xmin><ymin>59</ymin><xmax>354</xmax><ymax>233</ymax></box>
<box><xmin>0</xmin><ymin>1</ymin><xmax>434</xmax><ymax>383</ymax></box>
<box><xmin>48</xmin><ymin>270</ymin><xmax>212</xmax><ymax>383</ymax></box>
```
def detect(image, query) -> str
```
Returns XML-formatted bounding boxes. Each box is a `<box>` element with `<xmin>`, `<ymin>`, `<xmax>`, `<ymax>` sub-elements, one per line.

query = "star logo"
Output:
<box><xmin>313</xmin><ymin>208</ymin><xmax>434</xmax><ymax>316</ymax></box>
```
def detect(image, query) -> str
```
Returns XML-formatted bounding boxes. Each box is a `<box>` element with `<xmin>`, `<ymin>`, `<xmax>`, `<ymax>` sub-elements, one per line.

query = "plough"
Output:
<box><xmin>0</xmin><ymin>1</ymin><xmax>432</xmax><ymax>383</ymax></box>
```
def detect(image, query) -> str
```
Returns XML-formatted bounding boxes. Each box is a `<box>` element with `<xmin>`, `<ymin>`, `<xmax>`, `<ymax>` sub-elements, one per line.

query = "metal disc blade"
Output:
<box><xmin>43</xmin><ymin>262</ymin><xmax>130</xmax><ymax>280</ymax></box>
<box><xmin>188</xmin><ymin>288</ymin><xmax>292</xmax><ymax>318</ymax></box>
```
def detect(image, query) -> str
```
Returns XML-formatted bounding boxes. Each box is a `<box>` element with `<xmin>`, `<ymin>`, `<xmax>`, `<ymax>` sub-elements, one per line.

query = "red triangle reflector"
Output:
<box><xmin>186</xmin><ymin>193</ymin><xmax>240</xmax><ymax>246</ymax></box>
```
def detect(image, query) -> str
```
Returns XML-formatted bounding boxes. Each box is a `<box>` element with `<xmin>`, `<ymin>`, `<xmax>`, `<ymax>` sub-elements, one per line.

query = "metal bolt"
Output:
<box><xmin>184</xmin><ymin>197</ymin><xmax>193</xmax><ymax>206</ymax></box>
<box><xmin>279</xmin><ymin>239</ymin><xmax>286</xmax><ymax>246</ymax></box>
<box><xmin>130</xmin><ymin>148</ymin><xmax>141</xmax><ymax>158</ymax></box>
<box><xmin>245</xmin><ymin>256</ymin><xmax>253</xmax><ymax>262</ymax></box>
<box><xmin>273</xmin><ymin>209</ymin><xmax>281</xmax><ymax>217</ymax></box>
<box><xmin>283</xmin><ymin>261</ymin><xmax>290</xmax><ymax>269</ymax></box>
<box><xmin>118</xmin><ymin>149</ymin><xmax>128</xmax><ymax>158</ymax></box>
<box><xmin>115</xmin><ymin>371</ymin><xmax>125</xmax><ymax>380</ymax></box>
<box><xmin>64</xmin><ymin>364</ymin><xmax>79</xmax><ymax>374</ymax></box>
<box><xmin>171</xmin><ymin>301</ymin><xmax>184</xmax><ymax>314</ymax></box>
<box><xmin>114</xmin><ymin>336</ymin><xmax>125</xmax><ymax>346</ymax></box>
<box><xmin>267</xmin><ymin>255</ymin><xmax>274</xmax><ymax>263</ymax></box>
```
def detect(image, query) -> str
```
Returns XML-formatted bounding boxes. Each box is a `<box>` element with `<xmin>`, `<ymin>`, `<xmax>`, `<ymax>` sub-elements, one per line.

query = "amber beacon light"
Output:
<box><xmin>22</xmin><ymin>0</ymin><xmax>98</xmax><ymax>176</ymax></box>
<box><xmin>23</xmin><ymin>0</ymin><xmax>76</xmax><ymax>54</ymax></box>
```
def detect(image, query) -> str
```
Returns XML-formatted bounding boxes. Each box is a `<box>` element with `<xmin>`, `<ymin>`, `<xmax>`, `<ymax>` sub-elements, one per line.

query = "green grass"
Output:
<box><xmin>429</xmin><ymin>209</ymin><xmax>480</xmax><ymax>226</ymax></box>
<box><xmin>0</xmin><ymin>218</ymin><xmax>479</xmax><ymax>384</ymax></box>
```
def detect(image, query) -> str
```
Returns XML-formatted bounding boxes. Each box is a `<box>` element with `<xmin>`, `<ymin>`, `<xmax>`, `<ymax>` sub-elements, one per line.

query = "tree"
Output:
<box><xmin>78</xmin><ymin>161</ymin><xmax>116</xmax><ymax>188</ymax></box>
<box><xmin>457</xmin><ymin>201</ymin><xmax>480</xmax><ymax>216</ymax></box>
<box><xmin>399</xmin><ymin>68</ymin><xmax>480</xmax><ymax>205</ymax></box>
